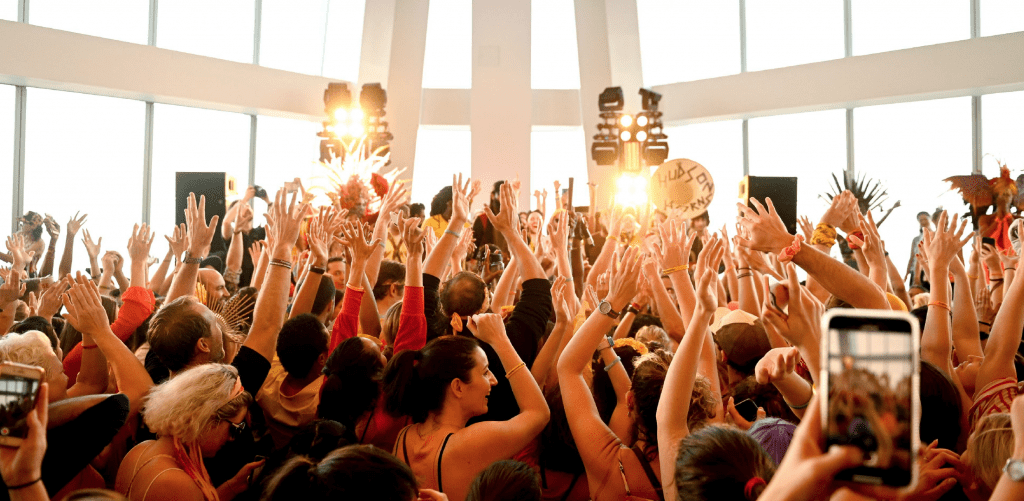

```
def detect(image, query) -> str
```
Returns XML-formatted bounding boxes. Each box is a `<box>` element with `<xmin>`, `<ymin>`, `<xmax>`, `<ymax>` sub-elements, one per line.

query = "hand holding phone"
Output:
<box><xmin>0</xmin><ymin>363</ymin><xmax>47</xmax><ymax>494</ymax></box>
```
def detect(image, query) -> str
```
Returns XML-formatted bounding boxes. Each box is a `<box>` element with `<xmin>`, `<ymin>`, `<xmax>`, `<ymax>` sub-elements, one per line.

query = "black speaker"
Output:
<box><xmin>739</xmin><ymin>176</ymin><xmax>798</xmax><ymax>236</ymax></box>
<box><xmin>175</xmin><ymin>172</ymin><xmax>237</xmax><ymax>255</ymax></box>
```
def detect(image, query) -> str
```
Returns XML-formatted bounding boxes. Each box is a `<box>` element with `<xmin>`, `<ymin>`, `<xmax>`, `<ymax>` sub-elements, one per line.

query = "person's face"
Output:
<box><xmin>199</xmin><ymin>407</ymin><xmax>248</xmax><ymax>458</ymax></box>
<box><xmin>362</xmin><ymin>336</ymin><xmax>386</xmax><ymax>367</ymax></box>
<box><xmin>661</xmin><ymin>277</ymin><xmax>676</xmax><ymax>303</ymax></box>
<box><xmin>691</xmin><ymin>216</ymin><xmax>708</xmax><ymax>232</ymax></box>
<box><xmin>461</xmin><ymin>348</ymin><xmax>497</xmax><ymax>417</ymax></box>
<box><xmin>528</xmin><ymin>213</ymin><xmax>543</xmax><ymax>233</ymax></box>
<box><xmin>199</xmin><ymin>270</ymin><xmax>230</xmax><ymax>303</ymax></box>
<box><xmin>953</xmin><ymin>355</ymin><xmax>982</xmax><ymax>394</ymax></box>
<box><xmin>327</xmin><ymin>261</ymin><xmax>346</xmax><ymax>290</ymax></box>
<box><xmin>192</xmin><ymin>303</ymin><xmax>226</xmax><ymax>364</ymax></box>
<box><xmin>917</xmin><ymin>214</ymin><xmax>931</xmax><ymax>228</ymax></box>
<box><xmin>443</xmin><ymin>201</ymin><xmax>453</xmax><ymax>221</ymax></box>
<box><xmin>45</xmin><ymin>350</ymin><xmax>69</xmax><ymax>403</ymax></box>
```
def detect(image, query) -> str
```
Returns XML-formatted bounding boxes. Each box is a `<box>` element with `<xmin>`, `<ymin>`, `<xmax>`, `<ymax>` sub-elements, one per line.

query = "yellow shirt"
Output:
<box><xmin>422</xmin><ymin>214</ymin><xmax>449</xmax><ymax>239</ymax></box>
<box><xmin>256</xmin><ymin>356</ymin><xmax>324</xmax><ymax>450</ymax></box>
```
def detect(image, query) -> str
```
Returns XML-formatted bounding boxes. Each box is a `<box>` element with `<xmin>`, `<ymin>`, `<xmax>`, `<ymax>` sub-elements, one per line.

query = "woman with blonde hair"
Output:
<box><xmin>115</xmin><ymin>364</ymin><xmax>262</xmax><ymax>501</ymax></box>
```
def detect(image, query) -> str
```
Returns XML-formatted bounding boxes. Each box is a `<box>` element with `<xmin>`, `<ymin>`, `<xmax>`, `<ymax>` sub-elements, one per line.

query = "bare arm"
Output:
<box><xmin>978</xmin><ymin>220</ymin><xmax>1024</xmax><ymax>392</ymax></box>
<box><xmin>58</xmin><ymin>213</ymin><xmax>87</xmax><ymax>279</ymax></box>
<box><xmin>167</xmin><ymin>194</ymin><xmax>219</xmax><ymax>303</ymax></box>
<box><xmin>950</xmin><ymin>256</ymin><xmax>983</xmax><ymax>361</ymax></box>
<box><xmin>289</xmin><ymin>210</ymin><xmax>330</xmax><ymax>319</ymax></box>
<box><xmin>489</xmin><ymin>257</ymin><xmax>518</xmax><ymax>314</ymax></box>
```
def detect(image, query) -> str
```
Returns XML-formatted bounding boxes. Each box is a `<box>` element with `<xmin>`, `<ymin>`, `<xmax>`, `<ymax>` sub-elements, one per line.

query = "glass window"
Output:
<box><xmin>23</xmin><ymin>89</ymin><xmax>145</xmax><ymax>273</ymax></box>
<box><xmin>981</xmin><ymin>0</ymin><xmax>1024</xmax><ymax>37</ymax></box>
<box><xmin>636</xmin><ymin>0</ymin><xmax>740</xmax><ymax>85</ymax></box>
<box><xmin>151</xmin><ymin>104</ymin><xmax>251</xmax><ymax>252</ymax></box>
<box><xmin>745</xmin><ymin>0</ymin><xmax>844</xmax><ymax>72</ymax></box>
<box><xmin>421</xmin><ymin>0</ymin><xmax>472</xmax><ymax>89</ymax></box>
<box><xmin>1</xmin><ymin>0</ymin><xmax>18</xmax><ymax>21</ymax></box>
<box><xmin>411</xmin><ymin>126</ymin><xmax>471</xmax><ymax>208</ymax></box>
<box><xmin>852</xmin><ymin>0</ymin><xmax>969</xmax><ymax>56</ymax></box>
<box><xmin>322</xmin><ymin>0</ymin><xmax>367</xmax><ymax>82</ymax></box>
<box><xmin>748</xmin><ymin>109</ymin><xmax>846</xmax><ymax>222</ymax></box>
<box><xmin>157</xmin><ymin>0</ymin><xmax>256</xmax><ymax>63</ymax></box>
<box><xmin>253</xmin><ymin>115</ymin><xmax>322</xmax><ymax>226</ymax></box>
<box><xmin>259</xmin><ymin>0</ymin><xmax>330</xmax><ymax>76</ymax></box>
<box><xmin>854</xmin><ymin>97</ymin><xmax>972</xmax><ymax>274</ymax></box>
<box><xmin>982</xmin><ymin>91</ymin><xmax>1024</xmax><ymax>177</ymax></box>
<box><xmin>30</xmin><ymin>0</ymin><xmax>148</xmax><ymax>44</ymax></box>
<box><xmin>662</xmin><ymin>120</ymin><xmax>744</xmax><ymax>228</ymax></box>
<box><xmin>0</xmin><ymin>85</ymin><xmax>13</xmax><ymax>233</ymax></box>
<box><xmin>532</xmin><ymin>0</ymin><xmax>580</xmax><ymax>89</ymax></box>
<box><xmin>530</xmin><ymin>127</ymin><xmax>589</xmax><ymax>211</ymax></box>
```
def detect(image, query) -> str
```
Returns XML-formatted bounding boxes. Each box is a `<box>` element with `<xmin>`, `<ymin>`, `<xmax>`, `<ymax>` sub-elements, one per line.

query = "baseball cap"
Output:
<box><xmin>712</xmin><ymin>309</ymin><xmax>772</xmax><ymax>375</ymax></box>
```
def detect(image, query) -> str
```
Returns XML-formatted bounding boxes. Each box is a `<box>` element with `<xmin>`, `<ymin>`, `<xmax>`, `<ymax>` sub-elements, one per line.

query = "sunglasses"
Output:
<box><xmin>224</xmin><ymin>418</ymin><xmax>248</xmax><ymax>440</ymax></box>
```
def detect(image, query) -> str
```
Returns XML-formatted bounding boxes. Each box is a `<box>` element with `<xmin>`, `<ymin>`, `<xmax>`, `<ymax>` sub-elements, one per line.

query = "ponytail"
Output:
<box><xmin>261</xmin><ymin>456</ymin><xmax>318</xmax><ymax>501</ymax></box>
<box><xmin>318</xmin><ymin>337</ymin><xmax>382</xmax><ymax>429</ymax></box>
<box><xmin>382</xmin><ymin>336</ymin><xmax>481</xmax><ymax>423</ymax></box>
<box><xmin>382</xmin><ymin>349</ymin><xmax>424</xmax><ymax>420</ymax></box>
<box><xmin>263</xmin><ymin>445</ymin><xmax>418</xmax><ymax>501</ymax></box>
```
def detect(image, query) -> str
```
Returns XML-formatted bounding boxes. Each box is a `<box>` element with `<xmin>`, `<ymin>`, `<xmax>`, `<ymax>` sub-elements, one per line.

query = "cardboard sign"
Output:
<box><xmin>650</xmin><ymin>158</ymin><xmax>715</xmax><ymax>218</ymax></box>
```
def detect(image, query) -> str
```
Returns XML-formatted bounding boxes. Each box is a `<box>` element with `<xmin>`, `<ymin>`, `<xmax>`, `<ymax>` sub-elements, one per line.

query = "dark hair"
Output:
<box><xmin>439</xmin><ymin>272</ymin><xmax>486</xmax><ymax>318</ymax></box>
<box><xmin>126</xmin><ymin>315</ymin><xmax>152</xmax><ymax>354</ymax></box>
<box><xmin>311</xmin><ymin>278</ymin><xmax>336</xmax><ymax>317</ymax></box>
<box><xmin>916</xmin><ymin>211</ymin><xmax>930</xmax><ymax>218</ymax></box>
<box><xmin>148</xmin><ymin>297</ymin><xmax>212</xmax><ymax>373</ymax></box>
<box><xmin>373</xmin><ymin>260</ymin><xmax>406</xmax><ymax>299</ymax></box>
<box><xmin>383</xmin><ymin>336</ymin><xmax>481</xmax><ymax>423</ymax></box>
<box><xmin>491</xmin><ymin>181</ymin><xmax>505</xmax><ymax>196</ymax></box>
<box><xmin>674</xmin><ymin>426</ymin><xmax>776</xmax><ymax>501</ymax></box>
<box><xmin>592</xmin><ymin>344</ymin><xmax>642</xmax><ymax>424</ymax></box>
<box><xmin>318</xmin><ymin>337</ymin><xmax>383</xmax><ymax>430</ymax></box>
<box><xmin>627</xmin><ymin>314</ymin><xmax>663</xmax><ymax>339</ymax></box>
<box><xmin>732</xmin><ymin>376</ymin><xmax>799</xmax><ymax>424</ymax></box>
<box><xmin>409</xmin><ymin>203</ymin><xmax>425</xmax><ymax>219</ymax></box>
<box><xmin>466</xmin><ymin>460</ymin><xmax>541</xmax><ymax>501</ymax></box>
<box><xmin>538</xmin><ymin>382</ymin><xmax>584</xmax><ymax>475</ymax></box>
<box><xmin>13</xmin><ymin>316</ymin><xmax>59</xmax><ymax>352</ymax></box>
<box><xmin>277</xmin><ymin>315</ymin><xmax>329</xmax><ymax>377</ymax></box>
<box><xmin>327</xmin><ymin>256</ymin><xmax>345</xmax><ymax>265</ymax></box>
<box><xmin>629</xmin><ymin>350</ymin><xmax>673</xmax><ymax>450</ymax></box>
<box><xmin>919</xmin><ymin>361</ymin><xmax>962</xmax><ymax>451</ymax></box>
<box><xmin>261</xmin><ymin>445</ymin><xmax>418</xmax><ymax>501</ymax></box>
<box><xmin>430</xmin><ymin>186</ymin><xmax>453</xmax><ymax>217</ymax></box>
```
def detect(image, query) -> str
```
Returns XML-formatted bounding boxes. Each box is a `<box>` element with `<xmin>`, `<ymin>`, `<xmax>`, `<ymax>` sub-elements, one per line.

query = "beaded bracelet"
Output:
<box><xmin>662</xmin><ymin>264</ymin><xmax>689</xmax><ymax>275</ymax></box>
<box><xmin>269</xmin><ymin>259</ymin><xmax>292</xmax><ymax>270</ymax></box>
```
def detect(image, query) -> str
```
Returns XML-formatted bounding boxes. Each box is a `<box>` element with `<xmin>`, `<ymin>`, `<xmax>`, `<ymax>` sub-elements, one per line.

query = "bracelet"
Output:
<box><xmin>505</xmin><ymin>361</ymin><xmax>527</xmax><ymax>378</ymax></box>
<box><xmin>811</xmin><ymin>224</ymin><xmax>837</xmax><ymax>247</ymax></box>
<box><xmin>269</xmin><ymin>259</ymin><xmax>293</xmax><ymax>270</ymax></box>
<box><xmin>778</xmin><ymin>235</ymin><xmax>804</xmax><ymax>263</ymax></box>
<box><xmin>785</xmin><ymin>388</ymin><xmax>814</xmax><ymax>410</ymax></box>
<box><xmin>82</xmin><ymin>344</ymin><xmax>98</xmax><ymax>350</ymax></box>
<box><xmin>347</xmin><ymin>284</ymin><xmax>365</xmax><ymax>293</ymax></box>
<box><xmin>182</xmin><ymin>252</ymin><xmax>204</xmax><ymax>265</ymax></box>
<box><xmin>662</xmin><ymin>265</ymin><xmax>689</xmax><ymax>275</ymax></box>
<box><xmin>378</xmin><ymin>242</ymin><xmax>386</xmax><ymax>249</ymax></box>
<box><xmin>847</xmin><ymin>231</ymin><xmax>865</xmax><ymax>250</ymax></box>
<box><xmin>928</xmin><ymin>301</ymin><xmax>951</xmax><ymax>312</ymax></box>
<box><xmin>979</xmin><ymin>321</ymin><xmax>992</xmax><ymax>327</ymax></box>
<box><xmin>444</xmin><ymin>229</ymin><xmax>461</xmax><ymax>239</ymax></box>
<box><xmin>308</xmin><ymin>265</ymin><xmax>326</xmax><ymax>275</ymax></box>
<box><xmin>737</xmin><ymin>267</ymin><xmax>751</xmax><ymax>271</ymax></box>
<box><xmin>6</xmin><ymin>477</ymin><xmax>41</xmax><ymax>490</ymax></box>
<box><xmin>737</xmin><ymin>273</ymin><xmax>753</xmax><ymax>279</ymax></box>
<box><xmin>1006</xmin><ymin>267</ymin><xmax>1016</xmax><ymax>271</ymax></box>
<box><xmin>603</xmin><ymin>356</ymin><xmax>622</xmax><ymax>372</ymax></box>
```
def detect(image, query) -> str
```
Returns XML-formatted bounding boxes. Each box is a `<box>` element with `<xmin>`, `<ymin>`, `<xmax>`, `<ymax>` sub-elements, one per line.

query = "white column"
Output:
<box><xmin>357</xmin><ymin>0</ymin><xmax>397</xmax><ymax>89</ymax></box>
<box><xmin>574</xmin><ymin>0</ymin><xmax>614</xmax><ymax>208</ymax></box>
<box><xmin>604</xmin><ymin>0</ymin><xmax>645</xmax><ymax>111</ymax></box>
<box><xmin>384</xmin><ymin>0</ymin><xmax>430</xmax><ymax>183</ymax></box>
<box><xmin>470</xmin><ymin>0</ymin><xmax>532</xmax><ymax>209</ymax></box>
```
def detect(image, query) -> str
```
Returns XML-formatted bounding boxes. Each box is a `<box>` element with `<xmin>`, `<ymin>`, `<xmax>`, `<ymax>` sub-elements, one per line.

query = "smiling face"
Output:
<box><xmin>462</xmin><ymin>347</ymin><xmax>497</xmax><ymax>417</ymax></box>
<box><xmin>953</xmin><ymin>355</ymin><xmax>982</xmax><ymax>394</ymax></box>
<box><xmin>528</xmin><ymin>212</ymin><xmax>543</xmax><ymax>234</ymax></box>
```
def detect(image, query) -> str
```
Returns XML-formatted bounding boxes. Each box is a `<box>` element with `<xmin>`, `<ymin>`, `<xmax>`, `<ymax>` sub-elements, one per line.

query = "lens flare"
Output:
<box><xmin>637</xmin><ymin>115</ymin><xmax>649</xmax><ymax>127</ymax></box>
<box><xmin>615</xmin><ymin>173</ymin><xmax>649</xmax><ymax>207</ymax></box>
<box><xmin>620</xmin><ymin>131</ymin><xmax>632</xmax><ymax>141</ymax></box>
<box><xmin>620</xmin><ymin>115</ymin><xmax>632</xmax><ymax>127</ymax></box>
<box><xmin>333</xmin><ymin>109</ymin><xmax>347</xmax><ymax>121</ymax></box>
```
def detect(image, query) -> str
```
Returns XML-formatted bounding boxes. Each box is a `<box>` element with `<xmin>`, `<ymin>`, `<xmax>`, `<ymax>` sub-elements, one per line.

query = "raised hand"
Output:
<box><xmin>62</xmin><ymin>275</ymin><xmax>112</xmax><ymax>335</ymax></box>
<box><xmin>66</xmin><ymin>211</ymin><xmax>88</xmax><ymax>236</ymax></box>
<box><xmin>484</xmin><ymin>181</ymin><xmax>521</xmax><ymax>237</ymax></box>
<box><xmin>0</xmin><ymin>382</ymin><xmax>48</xmax><ymax>491</ymax></box>
<box><xmin>656</xmin><ymin>219</ymin><xmax>696</xmax><ymax>269</ymax></box>
<box><xmin>820</xmin><ymin>190</ymin><xmax>855</xmax><ymax>230</ymax></box>
<box><xmin>0</xmin><ymin>269</ymin><xmax>25</xmax><ymax>307</ymax></box>
<box><xmin>184</xmin><ymin>193</ymin><xmax>220</xmax><ymax>258</ymax></box>
<box><xmin>400</xmin><ymin>216</ymin><xmax>426</xmax><ymax>257</ymax></box>
<box><xmin>101</xmin><ymin>251</ymin><xmax>122</xmax><ymax>273</ymax></box>
<box><xmin>379</xmin><ymin>181</ymin><xmax>409</xmax><ymax>220</ymax></box>
<box><xmin>797</xmin><ymin>215</ymin><xmax>814</xmax><ymax>242</ymax></box>
<box><xmin>307</xmin><ymin>208</ymin><xmax>332</xmax><ymax>267</ymax></box>
<box><xmin>606</xmin><ymin>246</ymin><xmax>643</xmax><ymax>311</ymax></box>
<box><xmin>450</xmin><ymin>174</ymin><xmax>473</xmax><ymax>226</ymax></box>
<box><xmin>755</xmin><ymin>346</ymin><xmax>801</xmax><ymax>385</ymax></box>
<box><xmin>37</xmin><ymin>276</ymin><xmax>69</xmax><ymax>320</ymax></box>
<box><xmin>694</xmin><ymin>265</ymin><xmax>719</xmax><ymax>314</ymax></box>
<box><xmin>423</xmin><ymin>228</ymin><xmax>438</xmax><ymax>256</ymax></box>
<box><xmin>736</xmin><ymin>197</ymin><xmax>794</xmax><ymax>254</ymax></box>
<box><xmin>127</xmin><ymin>224</ymin><xmax>155</xmax><ymax>264</ymax></box>
<box><xmin>467</xmin><ymin>313</ymin><xmax>510</xmax><ymax>347</ymax></box>
<box><xmin>82</xmin><ymin>230</ymin><xmax>102</xmax><ymax>259</ymax></box>
<box><xmin>164</xmin><ymin>223</ymin><xmax>187</xmax><ymax>260</ymax></box>
<box><xmin>248</xmin><ymin>240</ymin><xmax>265</xmax><ymax>266</ymax></box>
<box><xmin>266</xmin><ymin>187</ymin><xmax>310</xmax><ymax>258</ymax></box>
<box><xmin>761</xmin><ymin>263</ymin><xmax>824</xmax><ymax>375</ymax></box>
<box><xmin>43</xmin><ymin>215</ymin><xmax>60</xmax><ymax>240</ymax></box>
<box><xmin>547</xmin><ymin>211</ymin><xmax>569</xmax><ymax>253</ymax></box>
<box><xmin>923</xmin><ymin>211</ymin><xmax>973</xmax><ymax>272</ymax></box>
<box><xmin>6</xmin><ymin>235</ymin><xmax>33</xmax><ymax>271</ymax></box>
<box><xmin>335</xmin><ymin>221</ymin><xmax>381</xmax><ymax>265</ymax></box>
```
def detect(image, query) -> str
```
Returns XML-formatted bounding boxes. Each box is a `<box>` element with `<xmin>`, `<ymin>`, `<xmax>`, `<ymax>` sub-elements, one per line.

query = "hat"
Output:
<box><xmin>748</xmin><ymin>417</ymin><xmax>797</xmax><ymax>466</ymax></box>
<box><xmin>712</xmin><ymin>309</ymin><xmax>772</xmax><ymax>374</ymax></box>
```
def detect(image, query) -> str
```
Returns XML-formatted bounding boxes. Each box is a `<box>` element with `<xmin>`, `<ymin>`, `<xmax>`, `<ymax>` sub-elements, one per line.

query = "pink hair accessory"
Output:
<box><xmin>777</xmin><ymin>234</ymin><xmax>804</xmax><ymax>263</ymax></box>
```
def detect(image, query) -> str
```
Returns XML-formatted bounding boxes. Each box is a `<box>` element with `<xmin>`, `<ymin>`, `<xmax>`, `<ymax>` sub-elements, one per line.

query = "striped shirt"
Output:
<box><xmin>970</xmin><ymin>377</ymin><xmax>1020</xmax><ymax>428</ymax></box>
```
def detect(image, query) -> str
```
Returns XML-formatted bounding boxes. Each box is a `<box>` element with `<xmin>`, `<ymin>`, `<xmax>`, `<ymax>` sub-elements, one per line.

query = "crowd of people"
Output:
<box><xmin>0</xmin><ymin>170</ymin><xmax>1019</xmax><ymax>501</ymax></box>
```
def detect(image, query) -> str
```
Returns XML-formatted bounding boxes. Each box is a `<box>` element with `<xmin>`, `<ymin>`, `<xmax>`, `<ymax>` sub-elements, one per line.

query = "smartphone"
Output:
<box><xmin>1011</xmin><ymin>224</ymin><xmax>1020</xmax><ymax>255</ymax></box>
<box><xmin>735</xmin><ymin>398</ymin><xmax>759</xmax><ymax>422</ymax></box>
<box><xmin>821</xmin><ymin>309</ymin><xmax>920</xmax><ymax>488</ymax></box>
<box><xmin>981</xmin><ymin>236</ymin><xmax>996</xmax><ymax>247</ymax></box>
<box><xmin>0</xmin><ymin>362</ymin><xmax>44</xmax><ymax>447</ymax></box>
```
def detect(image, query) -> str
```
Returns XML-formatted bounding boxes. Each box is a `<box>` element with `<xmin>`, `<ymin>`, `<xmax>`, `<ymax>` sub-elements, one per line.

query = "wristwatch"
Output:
<box><xmin>625</xmin><ymin>302</ymin><xmax>641</xmax><ymax>316</ymax></box>
<box><xmin>182</xmin><ymin>251</ymin><xmax>204</xmax><ymax>265</ymax></box>
<box><xmin>597</xmin><ymin>300</ymin><xmax>619</xmax><ymax>319</ymax></box>
<box><xmin>1005</xmin><ymin>458</ymin><xmax>1024</xmax><ymax>482</ymax></box>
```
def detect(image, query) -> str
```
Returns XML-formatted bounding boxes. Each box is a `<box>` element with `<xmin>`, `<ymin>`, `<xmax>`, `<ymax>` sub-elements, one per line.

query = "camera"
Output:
<box><xmin>253</xmin><ymin>185</ymin><xmax>268</xmax><ymax>199</ymax></box>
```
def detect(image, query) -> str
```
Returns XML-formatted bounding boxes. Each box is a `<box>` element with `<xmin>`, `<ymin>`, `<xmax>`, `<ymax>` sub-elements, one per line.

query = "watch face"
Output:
<box><xmin>1009</xmin><ymin>459</ymin><xmax>1024</xmax><ymax>481</ymax></box>
<box><xmin>598</xmin><ymin>301</ymin><xmax>611</xmax><ymax>314</ymax></box>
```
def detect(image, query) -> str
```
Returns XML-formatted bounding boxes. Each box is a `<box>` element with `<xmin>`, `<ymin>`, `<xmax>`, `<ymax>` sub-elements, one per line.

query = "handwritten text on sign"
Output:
<box><xmin>650</xmin><ymin>158</ymin><xmax>715</xmax><ymax>219</ymax></box>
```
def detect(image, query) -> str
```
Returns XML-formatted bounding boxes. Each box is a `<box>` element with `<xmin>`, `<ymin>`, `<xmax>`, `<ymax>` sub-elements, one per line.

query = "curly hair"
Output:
<box><xmin>0</xmin><ymin>330</ymin><xmax>61</xmax><ymax>381</ymax></box>
<box><xmin>143</xmin><ymin>364</ymin><xmax>252</xmax><ymax>443</ymax></box>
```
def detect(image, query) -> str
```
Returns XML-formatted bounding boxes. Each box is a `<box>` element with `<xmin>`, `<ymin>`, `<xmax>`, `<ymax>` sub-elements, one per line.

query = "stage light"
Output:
<box><xmin>349</xmin><ymin>107</ymin><xmax>364</xmax><ymax>122</ymax></box>
<box><xmin>360</xmin><ymin>83</ymin><xmax>388</xmax><ymax>113</ymax></box>
<box><xmin>639</xmin><ymin>88</ymin><xmax>662</xmax><ymax>111</ymax></box>
<box><xmin>637</xmin><ymin>115</ymin><xmax>649</xmax><ymax>127</ymax></box>
<box><xmin>620</xmin><ymin>115</ymin><xmax>632</xmax><ymax>127</ymax></box>
<box><xmin>599</xmin><ymin>87</ymin><xmax>625</xmax><ymax>112</ymax></box>
<box><xmin>591</xmin><ymin>141</ymin><xmax>619</xmax><ymax>165</ymax></box>
<box><xmin>643</xmin><ymin>141</ymin><xmax>669</xmax><ymax>166</ymax></box>
<box><xmin>324</xmin><ymin>83</ymin><xmax>352</xmax><ymax>117</ymax></box>
<box><xmin>620</xmin><ymin>131</ymin><xmax>631</xmax><ymax>141</ymax></box>
<box><xmin>615</xmin><ymin>173</ymin><xmax>649</xmax><ymax>207</ymax></box>
<box><xmin>349</xmin><ymin>124</ymin><xmax>365</xmax><ymax>137</ymax></box>
<box><xmin>333</xmin><ymin>109</ymin><xmax>347</xmax><ymax>121</ymax></box>
<box><xmin>327</xmin><ymin>124</ymin><xmax>336</xmax><ymax>134</ymax></box>
<box><xmin>637</xmin><ymin>131</ymin><xmax>648</xmax><ymax>142</ymax></box>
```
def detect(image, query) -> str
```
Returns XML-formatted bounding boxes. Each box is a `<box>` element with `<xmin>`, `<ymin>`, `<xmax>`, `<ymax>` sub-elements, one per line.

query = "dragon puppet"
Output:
<box><xmin>944</xmin><ymin>163</ymin><xmax>1024</xmax><ymax>252</ymax></box>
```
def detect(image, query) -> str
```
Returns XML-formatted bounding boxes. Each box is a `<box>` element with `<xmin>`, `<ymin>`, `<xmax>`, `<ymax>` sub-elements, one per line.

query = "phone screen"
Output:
<box><xmin>823</xmin><ymin>312</ymin><xmax>919</xmax><ymax>487</ymax></box>
<box><xmin>0</xmin><ymin>374</ymin><xmax>40</xmax><ymax>440</ymax></box>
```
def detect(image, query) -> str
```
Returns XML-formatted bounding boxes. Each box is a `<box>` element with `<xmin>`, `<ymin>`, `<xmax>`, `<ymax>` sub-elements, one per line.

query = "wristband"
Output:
<box><xmin>504</xmin><ymin>361</ymin><xmax>527</xmax><ymax>378</ymax></box>
<box><xmin>6</xmin><ymin>477</ymin><xmax>41</xmax><ymax>490</ymax></box>
<box><xmin>444</xmin><ymin>229</ymin><xmax>461</xmax><ymax>239</ymax></box>
<box><xmin>928</xmin><ymin>301</ymin><xmax>951</xmax><ymax>312</ymax></box>
<box><xmin>847</xmin><ymin>231</ymin><xmax>865</xmax><ymax>250</ymax></box>
<box><xmin>308</xmin><ymin>265</ymin><xmax>326</xmax><ymax>275</ymax></box>
<box><xmin>778</xmin><ymin>235</ymin><xmax>804</xmax><ymax>263</ymax></box>
<box><xmin>82</xmin><ymin>344</ymin><xmax>98</xmax><ymax>350</ymax></box>
<box><xmin>269</xmin><ymin>259</ymin><xmax>293</xmax><ymax>270</ymax></box>
<box><xmin>603</xmin><ymin>356</ymin><xmax>622</xmax><ymax>372</ymax></box>
<box><xmin>662</xmin><ymin>264</ymin><xmax>689</xmax><ymax>275</ymax></box>
<box><xmin>182</xmin><ymin>252</ymin><xmax>204</xmax><ymax>265</ymax></box>
<box><xmin>811</xmin><ymin>223</ymin><xmax>837</xmax><ymax>247</ymax></box>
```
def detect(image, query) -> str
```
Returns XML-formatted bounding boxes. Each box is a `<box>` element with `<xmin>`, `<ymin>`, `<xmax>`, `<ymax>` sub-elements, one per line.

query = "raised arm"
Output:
<box><xmin>82</xmin><ymin>229</ymin><xmax>103</xmax><ymax>283</ymax></box>
<box><xmin>755</xmin><ymin>346</ymin><xmax>813</xmax><ymax>420</ymax></box>
<box><xmin>658</xmin><ymin>219</ymin><xmax>698</xmax><ymax>325</ymax></box>
<box><xmin>919</xmin><ymin>213</ymin><xmax>973</xmax><ymax>372</ymax></box>
<box><xmin>484</xmin><ymin>181</ymin><xmax>545</xmax><ymax>281</ymax></box>
<box><xmin>657</xmin><ymin>266</ymin><xmax>718</xmax><ymax>501</ymax></box>
<box><xmin>329</xmin><ymin>220</ymin><xmax>382</xmax><ymax>349</ymax></box>
<box><xmin>224</xmin><ymin>205</ymin><xmax>251</xmax><ymax>293</ymax></box>
<box><xmin>166</xmin><ymin>193</ymin><xmax>220</xmax><ymax>302</ymax></box>
<box><xmin>423</xmin><ymin>175</ymin><xmax>472</xmax><ymax>279</ymax></box>
<box><xmin>0</xmin><ymin>270</ymin><xmax>25</xmax><ymax>337</ymax></box>
<box><xmin>365</xmin><ymin>183</ymin><xmax>408</xmax><ymax>287</ymax></box>
<box><xmin>57</xmin><ymin>212</ymin><xmax>87</xmax><ymax>279</ymax></box>
<box><xmin>977</xmin><ymin>219</ymin><xmax>1024</xmax><ymax>393</ymax></box>
<box><xmin>488</xmin><ymin>256</ymin><xmax>518</xmax><ymax>314</ymax></box>
<box><xmin>950</xmin><ymin>253</ymin><xmax>984</xmax><ymax>362</ymax></box>
<box><xmin>127</xmin><ymin>223</ymin><xmax>155</xmax><ymax>289</ymax></box>
<box><xmin>457</xmin><ymin>313</ymin><xmax>550</xmax><ymax>460</ymax></box>
<box><xmin>63</xmin><ymin>277</ymin><xmax>154</xmax><ymax>418</ymax></box>
<box><xmin>392</xmin><ymin>216</ymin><xmax>427</xmax><ymax>354</ymax></box>
<box><xmin>761</xmin><ymin>262</ymin><xmax>825</xmax><ymax>383</ymax></box>
<box><xmin>289</xmin><ymin>208</ymin><xmax>330</xmax><ymax>319</ymax></box>
<box><xmin>244</xmin><ymin>189</ymin><xmax>309</xmax><ymax>361</ymax></box>
<box><xmin>586</xmin><ymin>207</ymin><xmax>622</xmax><ymax>291</ymax></box>
<box><xmin>39</xmin><ymin>216</ymin><xmax>59</xmax><ymax>279</ymax></box>
<box><xmin>848</xmin><ymin>212</ymin><xmax>889</xmax><ymax>292</ymax></box>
